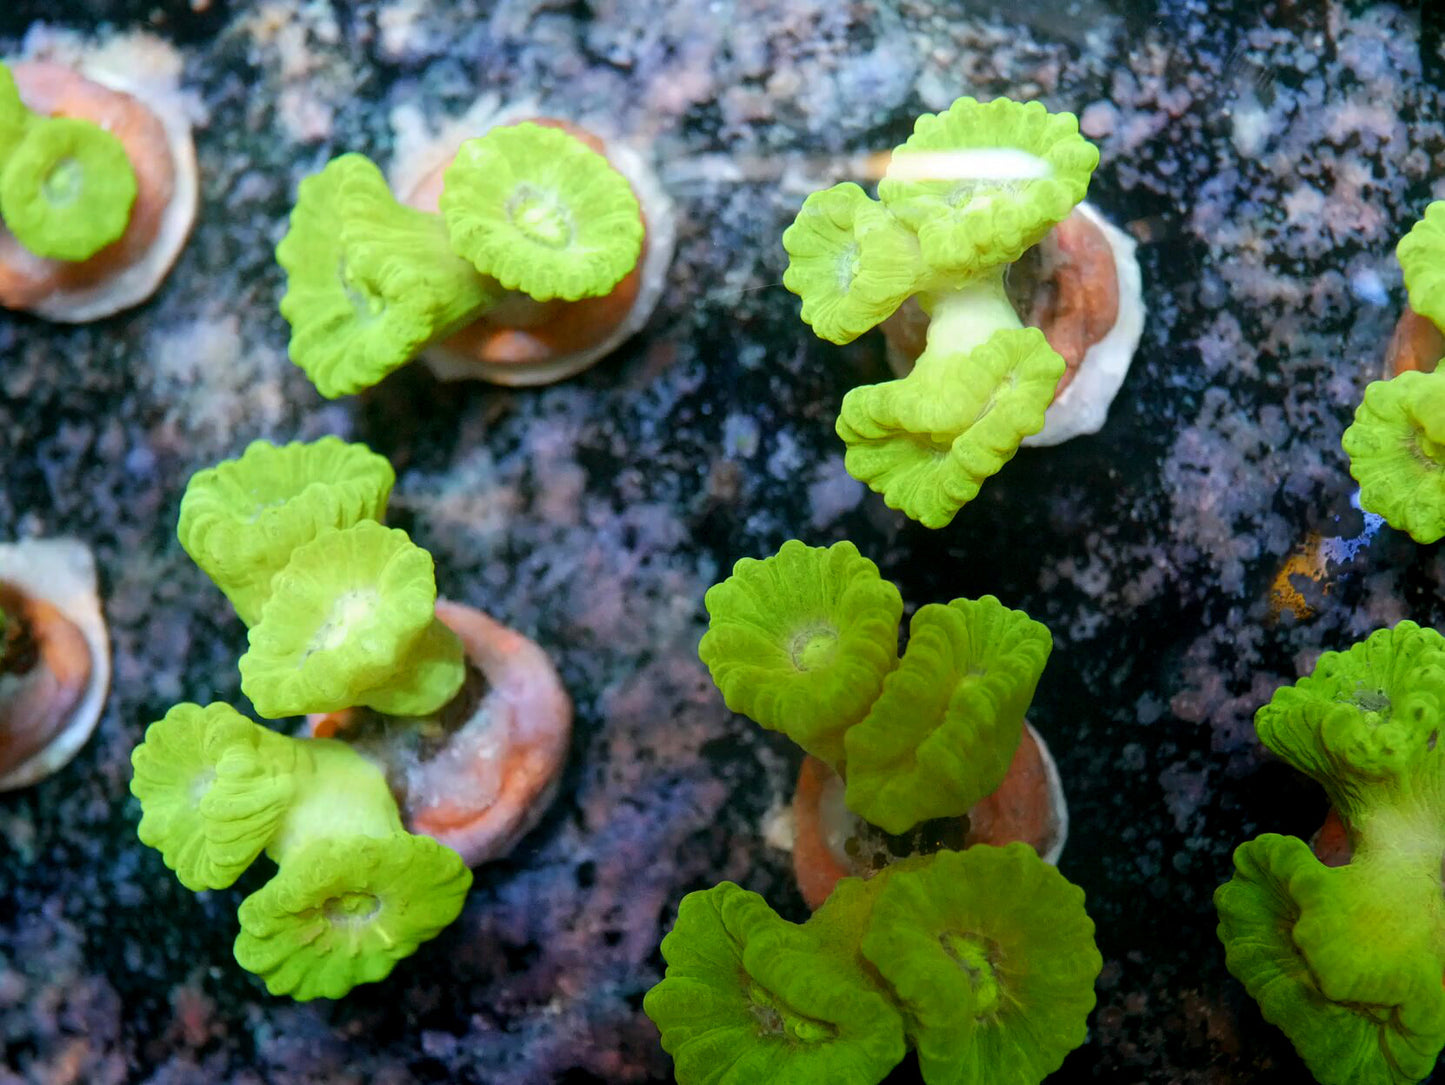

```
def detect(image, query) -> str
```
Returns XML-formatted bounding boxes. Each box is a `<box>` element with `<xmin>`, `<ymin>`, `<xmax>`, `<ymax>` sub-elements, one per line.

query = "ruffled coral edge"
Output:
<box><xmin>396</xmin><ymin>102</ymin><xmax>675</xmax><ymax>387</ymax></box>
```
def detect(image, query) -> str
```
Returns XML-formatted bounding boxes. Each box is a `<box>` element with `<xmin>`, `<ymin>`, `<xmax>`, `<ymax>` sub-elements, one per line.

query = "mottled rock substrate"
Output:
<box><xmin>2</xmin><ymin>0</ymin><xmax>1443</xmax><ymax>1082</ymax></box>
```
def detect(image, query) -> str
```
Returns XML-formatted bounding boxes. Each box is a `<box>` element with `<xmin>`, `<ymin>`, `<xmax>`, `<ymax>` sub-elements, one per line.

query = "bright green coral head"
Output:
<box><xmin>878</xmin><ymin>96</ymin><xmax>1097</xmax><ymax>276</ymax></box>
<box><xmin>238</xmin><ymin>519</ymin><xmax>464</xmax><ymax>718</ymax></box>
<box><xmin>1342</xmin><ymin>370</ymin><xmax>1445</xmax><ymax>544</ymax></box>
<box><xmin>178</xmin><ymin>436</ymin><xmax>396</xmax><ymax>626</ymax></box>
<box><xmin>235</xmin><ymin>831</ymin><xmax>472</xmax><ymax>1001</ymax></box>
<box><xmin>130</xmin><ymin>702</ymin><xmax>297</xmax><ymax>892</ymax></box>
<box><xmin>0</xmin><ymin>113</ymin><xmax>137</xmax><ymax>262</ymax></box>
<box><xmin>277</xmin><ymin>153</ymin><xmax>495</xmax><ymax>398</ymax></box>
<box><xmin>698</xmin><ymin>539</ymin><xmax>903</xmax><ymax>768</ymax></box>
<box><xmin>643</xmin><ymin>881</ymin><xmax>907</xmax><ymax>1085</ymax></box>
<box><xmin>439</xmin><ymin>122</ymin><xmax>643</xmax><ymax>302</ymax></box>
<box><xmin>1397</xmin><ymin>201</ymin><xmax>1445</xmax><ymax>333</ymax></box>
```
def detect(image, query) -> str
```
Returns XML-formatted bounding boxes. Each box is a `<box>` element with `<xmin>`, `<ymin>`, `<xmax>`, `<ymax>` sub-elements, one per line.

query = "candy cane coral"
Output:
<box><xmin>782</xmin><ymin>96</ymin><xmax>1143</xmax><ymax>528</ymax></box>
<box><xmin>277</xmin><ymin>118</ymin><xmax>670</xmax><ymax>395</ymax></box>
<box><xmin>132</xmin><ymin>435</ymin><xmax>571</xmax><ymax>996</ymax></box>
<box><xmin>131</xmin><ymin>702</ymin><xmax>471</xmax><ymax>1000</ymax></box>
<box><xmin>645</xmin><ymin>844</ymin><xmax>1101</xmax><ymax>1085</ymax></box>
<box><xmin>644</xmin><ymin>539</ymin><xmax>1095</xmax><ymax>1084</ymax></box>
<box><xmin>1215</xmin><ymin>620</ymin><xmax>1445</xmax><ymax>1085</ymax></box>
<box><xmin>1342</xmin><ymin>368</ymin><xmax>1445</xmax><ymax>544</ymax></box>
<box><xmin>0</xmin><ymin>54</ymin><xmax>196</xmax><ymax>321</ymax></box>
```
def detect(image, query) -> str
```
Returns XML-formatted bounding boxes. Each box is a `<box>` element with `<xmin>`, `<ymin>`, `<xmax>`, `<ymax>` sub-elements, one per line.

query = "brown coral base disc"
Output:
<box><xmin>1383</xmin><ymin>307</ymin><xmax>1443</xmax><ymax>377</ymax></box>
<box><xmin>309</xmin><ymin>599</ymin><xmax>572</xmax><ymax>867</ymax></box>
<box><xmin>790</xmin><ymin>724</ymin><xmax>1062</xmax><ymax>911</ymax></box>
<box><xmin>878</xmin><ymin>207</ymin><xmax>1121</xmax><ymax>401</ymax></box>
<box><xmin>0</xmin><ymin>582</ymin><xmax>92</xmax><ymax>779</ymax></box>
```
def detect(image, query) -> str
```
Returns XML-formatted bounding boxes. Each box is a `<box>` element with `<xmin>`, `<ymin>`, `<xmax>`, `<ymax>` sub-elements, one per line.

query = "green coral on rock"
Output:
<box><xmin>1215</xmin><ymin>620</ymin><xmax>1445</xmax><ymax>1085</ymax></box>
<box><xmin>132</xmin><ymin>702</ymin><xmax>472</xmax><ymax>999</ymax></box>
<box><xmin>276</xmin><ymin>121</ymin><xmax>645</xmax><ymax>398</ymax></box>
<box><xmin>1343</xmin><ymin>369</ymin><xmax>1445</xmax><ymax>544</ymax></box>
<box><xmin>782</xmin><ymin>95</ymin><xmax>1098</xmax><ymax>528</ymax></box>
<box><xmin>0</xmin><ymin>62</ymin><xmax>140</xmax><ymax>262</ymax></box>
<box><xmin>646</xmin><ymin>845</ymin><xmax>1100</xmax><ymax>1085</ymax></box>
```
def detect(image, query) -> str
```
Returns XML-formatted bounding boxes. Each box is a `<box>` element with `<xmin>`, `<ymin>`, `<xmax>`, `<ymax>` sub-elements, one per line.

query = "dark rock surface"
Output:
<box><xmin>2</xmin><ymin>0</ymin><xmax>1443</xmax><ymax>1081</ymax></box>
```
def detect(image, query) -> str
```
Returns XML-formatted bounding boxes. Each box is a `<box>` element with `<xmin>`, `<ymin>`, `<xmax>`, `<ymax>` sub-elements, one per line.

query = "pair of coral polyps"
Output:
<box><xmin>781</xmin><ymin>96</ymin><xmax>1103</xmax><ymax>529</ymax></box>
<box><xmin>1344</xmin><ymin>202</ymin><xmax>1445</xmax><ymax>545</ymax></box>
<box><xmin>644</xmin><ymin>539</ymin><xmax>1101</xmax><ymax>1085</ymax></box>
<box><xmin>277</xmin><ymin>121</ymin><xmax>644</xmax><ymax>398</ymax></box>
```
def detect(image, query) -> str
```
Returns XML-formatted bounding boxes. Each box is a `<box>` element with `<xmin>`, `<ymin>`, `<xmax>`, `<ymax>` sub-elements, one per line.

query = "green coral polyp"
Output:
<box><xmin>235</xmin><ymin>832</ymin><xmax>471</xmax><ymax>1001</ymax></box>
<box><xmin>643</xmin><ymin>881</ymin><xmax>908</xmax><ymax>1085</ymax></box>
<box><xmin>1397</xmin><ymin>201</ymin><xmax>1445</xmax><ymax>331</ymax></box>
<box><xmin>277</xmin><ymin>153</ymin><xmax>497</xmax><ymax>399</ymax></box>
<box><xmin>843</xmin><ymin>595</ymin><xmax>1052</xmax><ymax>835</ymax></box>
<box><xmin>131</xmin><ymin>702</ymin><xmax>473</xmax><ymax>1000</ymax></box>
<box><xmin>0</xmin><ymin>114</ymin><xmax>138</xmax><ymax>262</ymax></box>
<box><xmin>178</xmin><ymin>436</ymin><xmax>395</xmax><ymax>626</ymax></box>
<box><xmin>782</xmin><ymin>95</ymin><xmax>1097</xmax><ymax>529</ymax></box>
<box><xmin>1342</xmin><ymin>370</ymin><xmax>1445</xmax><ymax>544</ymax></box>
<box><xmin>699</xmin><ymin>539</ymin><xmax>904</xmax><ymax>768</ymax></box>
<box><xmin>130</xmin><ymin>703</ymin><xmax>296</xmax><ymax>891</ymax></box>
<box><xmin>838</xmin><ymin>325</ymin><xmax>1064</xmax><ymax>529</ymax></box>
<box><xmin>440</xmin><ymin>121</ymin><xmax>644</xmax><ymax>302</ymax></box>
<box><xmin>647</xmin><ymin>848</ymin><xmax>1100</xmax><ymax>1085</ymax></box>
<box><xmin>239</xmin><ymin>519</ymin><xmax>464</xmax><ymax>718</ymax></box>
<box><xmin>781</xmin><ymin>182</ymin><xmax>922</xmax><ymax>344</ymax></box>
<box><xmin>1216</xmin><ymin>621</ymin><xmax>1445</xmax><ymax>1084</ymax></box>
<box><xmin>879</xmin><ymin>97</ymin><xmax>1096</xmax><ymax>275</ymax></box>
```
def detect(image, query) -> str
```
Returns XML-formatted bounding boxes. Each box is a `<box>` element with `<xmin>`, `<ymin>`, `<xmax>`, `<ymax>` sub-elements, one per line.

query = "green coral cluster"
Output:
<box><xmin>646</xmin><ymin>539</ymin><xmax>1097</xmax><ymax>1084</ymax></box>
<box><xmin>277</xmin><ymin>122</ymin><xmax>643</xmax><ymax>398</ymax></box>
<box><xmin>1215</xmin><ymin>621</ymin><xmax>1445</xmax><ymax>1084</ymax></box>
<box><xmin>645</xmin><ymin>843</ymin><xmax>1101</xmax><ymax>1085</ymax></box>
<box><xmin>782</xmin><ymin>96</ymin><xmax>1099</xmax><ymax>528</ymax></box>
<box><xmin>1343</xmin><ymin>204</ymin><xmax>1445</xmax><ymax>543</ymax></box>
<box><xmin>0</xmin><ymin>62</ymin><xmax>138</xmax><ymax>262</ymax></box>
<box><xmin>132</xmin><ymin>702</ymin><xmax>471</xmax><ymax>1000</ymax></box>
<box><xmin>131</xmin><ymin>435</ymin><xmax>474</xmax><ymax>999</ymax></box>
<box><xmin>700</xmin><ymin>538</ymin><xmax>1052</xmax><ymax>833</ymax></box>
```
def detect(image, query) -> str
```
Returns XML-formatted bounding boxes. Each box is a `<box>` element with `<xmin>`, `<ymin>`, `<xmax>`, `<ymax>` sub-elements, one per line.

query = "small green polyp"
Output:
<box><xmin>441</xmin><ymin>121</ymin><xmax>643</xmax><ymax>302</ymax></box>
<box><xmin>0</xmin><ymin>114</ymin><xmax>137</xmax><ymax>262</ymax></box>
<box><xmin>1343</xmin><ymin>370</ymin><xmax>1445</xmax><ymax>544</ymax></box>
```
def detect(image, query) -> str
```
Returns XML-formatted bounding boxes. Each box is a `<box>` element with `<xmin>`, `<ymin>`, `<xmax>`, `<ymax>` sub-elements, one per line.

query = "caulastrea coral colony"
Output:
<box><xmin>780</xmin><ymin>95</ymin><xmax>1144</xmax><ymax>529</ymax></box>
<box><xmin>644</xmin><ymin>540</ymin><xmax>1100</xmax><ymax>1085</ymax></box>
<box><xmin>1216</xmin><ymin>621</ymin><xmax>1445</xmax><ymax>1085</ymax></box>
<box><xmin>130</xmin><ymin>437</ymin><xmax>571</xmax><ymax>999</ymax></box>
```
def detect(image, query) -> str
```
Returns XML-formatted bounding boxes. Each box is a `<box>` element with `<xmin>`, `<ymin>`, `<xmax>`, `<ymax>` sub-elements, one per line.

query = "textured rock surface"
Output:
<box><xmin>2</xmin><ymin>0</ymin><xmax>1444</xmax><ymax>1081</ymax></box>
